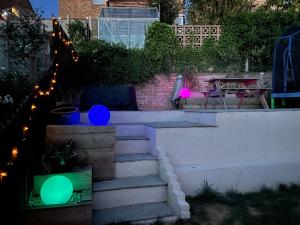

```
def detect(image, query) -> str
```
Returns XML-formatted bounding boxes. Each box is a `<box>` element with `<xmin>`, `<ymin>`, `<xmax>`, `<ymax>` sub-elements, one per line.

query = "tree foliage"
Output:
<box><xmin>221</xmin><ymin>9</ymin><xmax>299</xmax><ymax>71</ymax></box>
<box><xmin>262</xmin><ymin>0</ymin><xmax>300</xmax><ymax>10</ymax></box>
<box><xmin>1</xmin><ymin>12</ymin><xmax>45</xmax><ymax>57</ymax></box>
<box><xmin>67</xmin><ymin>20</ymin><xmax>89</xmax><ymax>48</ymax></box>
<box><xmin>187</xmin><ymin>0</ymin><xmax>254</xmax><ymax>24</ymax></box>
<box><xmin>0</xmin><ymin>10</ymin><xmax>47</xmax><ymax>77</ymax></box>
<box><xmin>149</xmin><ymin>0</ymin><xmax>181</xmax><ymax>24</ymax></box>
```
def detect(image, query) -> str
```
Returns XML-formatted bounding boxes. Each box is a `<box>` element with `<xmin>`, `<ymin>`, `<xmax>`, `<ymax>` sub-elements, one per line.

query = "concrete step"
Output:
<box><xmin>114</xmin><ymin>123</ymin><xmax>145</xmax><ymax>137</ymax></box>
<box><xmin>93</xmin><ymin>176</ymin><xmax>167</xmax><ymax>209</ymax></box>
<box><xmin>93</xmin><ymin>202</ymin><xmax>176</xmax><ymax>225</ymax></box>
<box><xmin>115</xmin><ymin>153</ymin><xmax>159</xmax><ymax>178</ymax></box>
<box><xmin>115</xmin><ymin>136</ymin><xmax>150</xmax><ymax>154</ymax></box>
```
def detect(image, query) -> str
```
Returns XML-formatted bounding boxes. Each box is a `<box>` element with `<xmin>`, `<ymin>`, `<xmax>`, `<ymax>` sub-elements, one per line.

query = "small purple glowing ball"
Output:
<box><xmin>180</xmin><ymin>88</ymin><xmax>191</xmax><ymax>99</ymax></box>
<box><xmin>88</xmin><ymin>105</ymin><xmax>110</xmax><ymax>126</ymax></box>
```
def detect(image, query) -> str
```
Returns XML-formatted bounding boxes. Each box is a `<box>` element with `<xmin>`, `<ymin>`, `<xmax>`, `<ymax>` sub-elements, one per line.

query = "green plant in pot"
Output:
<box><xmin>42</xmin><ymin>139</ymin><xmax>88</xmax><ymax>174</ymax></box>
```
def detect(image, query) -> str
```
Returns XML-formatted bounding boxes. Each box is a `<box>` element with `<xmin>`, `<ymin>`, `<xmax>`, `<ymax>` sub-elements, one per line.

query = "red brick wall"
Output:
<box><xmin>135</xmin><ymin>74</ymin><xmax>177</xmax><ymax>111</ymax></box>
<box><xmin>59</xmin><ymin>0</ymin><xmax>104</xmax><ymax>19</ymax></box>
<box><xmin>59</xmin><ymin>0</ymin><xmax>152</xmax><ymax>19</ymax></box>
<box><xmin>135</xmin><ymin>72</ymin><xmax>271</xmax><ymax>111</ymax></box>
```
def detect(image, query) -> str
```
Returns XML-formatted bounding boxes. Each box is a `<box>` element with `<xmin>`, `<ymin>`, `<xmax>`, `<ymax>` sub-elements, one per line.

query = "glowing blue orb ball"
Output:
<box><xmin>88</xmin><ymin>105</ymin><xmax>110</xmax><ymax>126</ymax></box>
<box><xmin>41</xmin><ymin>175</ymin><xmax>73</xmax><ymax>205</ymax></box>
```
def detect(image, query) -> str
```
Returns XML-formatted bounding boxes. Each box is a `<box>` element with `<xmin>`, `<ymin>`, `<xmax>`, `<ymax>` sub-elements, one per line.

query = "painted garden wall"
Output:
<box><xmin>155</xmin><ymin>110</ymin><xmax>300</xmax><ymax>195</ymax></box>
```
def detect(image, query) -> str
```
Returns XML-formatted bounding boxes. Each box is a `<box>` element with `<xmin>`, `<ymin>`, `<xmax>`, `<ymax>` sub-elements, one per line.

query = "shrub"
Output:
<box><xmin>175</xmin><ymin>46</ymin><xmax>205</xmax><ymax>73</ymax></box>
<box><xmin>76</xmin><ymin>40</ymin><xmax>154</xmax><ymax>85</ymax></box>
<box><xmin>214</xmin><ymin>33</ymin><xmax>243</xmax><ymax>74</ymax></box>
<box><xmin>42</xmin><ymin>139</ymin><xmax>88</xmax><ymax>174</ymax></box>
<box><xmin>199</xmin><ymin>37</ymin><xmax>219</xmax><ymax>71</ymax></box>
<box><xmin>144</xmin><ymin>21</ymin><xmax>180</xmax><ymax>73</ymax></box>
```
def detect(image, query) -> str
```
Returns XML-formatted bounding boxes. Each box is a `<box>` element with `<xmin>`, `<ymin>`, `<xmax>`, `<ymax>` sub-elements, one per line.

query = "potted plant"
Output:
<box><xmin>41</xmin><ymin>139</ymin><xmax>88</xmax><ymax>174</ymax></box>
<box><xmin>50</xmin><ymin>87</ymin><xmax>83</xmax><ymax>125</ymax></box>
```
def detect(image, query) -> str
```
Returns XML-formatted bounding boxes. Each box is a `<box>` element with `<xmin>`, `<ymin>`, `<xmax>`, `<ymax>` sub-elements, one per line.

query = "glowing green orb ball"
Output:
<box><xmin>41</xmin><ymin>175</ymin><xmax>73</xmax><ymax>205</ymax></box>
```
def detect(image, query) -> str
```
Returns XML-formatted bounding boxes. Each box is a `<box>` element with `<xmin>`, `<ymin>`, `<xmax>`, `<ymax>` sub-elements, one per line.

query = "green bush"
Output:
<box><xmin>175</xmin><ymin>45</ymin><xmax>205</xmax><ymax>73</ymax></box>
<box><xmin>144</xmin><ymin>21</ymin><xmax>180</xmax><ymax>73</ymax></box>
<box><xmin>214</xmin><ymin>33</ymin><xmax>243</xmax><ymax>74</ymax></box>
<box><xmin>76</xmin><ymin>40</ymin><xmax>154</xmax><ymax>85</ymax></box>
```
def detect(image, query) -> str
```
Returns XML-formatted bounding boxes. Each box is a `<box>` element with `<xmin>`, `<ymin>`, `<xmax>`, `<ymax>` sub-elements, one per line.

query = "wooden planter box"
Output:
<box><xmin>46</xmin><ymin>125</ymin><xmax>115</xmax><ymax>180</ymax></box>
<box><xmin>22</xmin><ymin>169</ymin><xmax>92</xmax><ymax>225</ymax></box>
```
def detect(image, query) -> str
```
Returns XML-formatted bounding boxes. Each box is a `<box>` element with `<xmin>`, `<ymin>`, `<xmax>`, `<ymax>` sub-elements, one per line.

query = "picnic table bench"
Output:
<box><xmin>204</xmin><ymin>78</ymin><xmax>270</xmax><ymax>110</ymax></box>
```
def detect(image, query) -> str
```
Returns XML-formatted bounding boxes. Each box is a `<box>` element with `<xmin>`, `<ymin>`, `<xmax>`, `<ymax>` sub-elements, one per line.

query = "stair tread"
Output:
<box><xmin>115</xmin><ymin>153</ymin><xmax>157</xmax><ymax>162</ymax></box>
<box><xmin>116</xmin><ymin>135</ymin><xmax>149</xmax><ymax>140</ymax></box>
<box><xmin>93</xmin><ymin>176</ymin><xmax>166</xmax><ymax>192</ymax></box>
<box><xmin>93</xmin><ymin>202</ymin><xmax>174</xmax><ymax>225</ymax></box>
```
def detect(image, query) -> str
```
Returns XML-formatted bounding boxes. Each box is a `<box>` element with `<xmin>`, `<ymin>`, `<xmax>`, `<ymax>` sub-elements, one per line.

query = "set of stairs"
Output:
<box><xmin>182</xmin><ymin>97</ymin><xmax>264</xmax><ymax>110</ymax></box>
<box><xmin>93</xmin><ymin>124</ymin><xmax>178</xmax><ymax>225</ymax></box>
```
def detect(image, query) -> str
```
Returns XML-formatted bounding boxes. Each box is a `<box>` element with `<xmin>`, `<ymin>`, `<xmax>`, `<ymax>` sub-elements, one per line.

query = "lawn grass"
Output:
<box><xmin>178</xmin><ymin>182</ymin><xmax>300</xmax><ymax>225</ymax></box>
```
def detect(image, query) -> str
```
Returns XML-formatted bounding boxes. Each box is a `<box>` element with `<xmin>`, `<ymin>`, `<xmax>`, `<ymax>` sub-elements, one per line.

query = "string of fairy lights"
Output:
<box><xmin>0</xmin><ymin>16</ymin><xmax>79</xmax><ymax>183</ymax></box>
<box><xmin>34</xmin><ymin>16</ymin><xmax>79</xmax><ymax>98</ymax></box>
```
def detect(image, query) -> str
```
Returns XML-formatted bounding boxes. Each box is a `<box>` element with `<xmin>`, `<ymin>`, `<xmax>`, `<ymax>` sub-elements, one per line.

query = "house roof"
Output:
<box><xmin>0</xmin><ymin>0</ymin><xmax>33</xmax><ymax>12</ymax></box>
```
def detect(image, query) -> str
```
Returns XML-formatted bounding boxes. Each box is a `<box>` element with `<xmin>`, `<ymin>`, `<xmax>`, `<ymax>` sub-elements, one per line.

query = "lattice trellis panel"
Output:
<box><xmin>172</xmin><ymin>25</ymin><xmax>222</xmax><ymax>48</ymax></box>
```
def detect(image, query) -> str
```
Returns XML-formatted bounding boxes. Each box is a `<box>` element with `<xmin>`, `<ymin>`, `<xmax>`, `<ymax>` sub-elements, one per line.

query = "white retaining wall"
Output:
<box><xmin>155</xmin><ymin>110</ymin><xmax>300</xmax><ymax>195</ymax></box>
<box><xmin>80</xmin><ymin>110</ymin><xmax>300</xmax><ymax>196</ymax></box>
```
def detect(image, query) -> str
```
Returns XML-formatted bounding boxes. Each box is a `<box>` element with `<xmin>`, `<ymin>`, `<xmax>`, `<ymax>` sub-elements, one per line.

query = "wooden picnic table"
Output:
<box><xmin>204</xmin><ymin>78</ymin><xmax>270</xmax><ymax>110</ymax></box>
